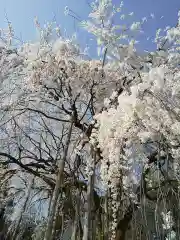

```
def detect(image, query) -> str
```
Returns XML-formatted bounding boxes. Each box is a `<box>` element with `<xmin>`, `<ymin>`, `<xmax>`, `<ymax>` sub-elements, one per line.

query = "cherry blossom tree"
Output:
<box><xmin>0</xmin><ymin>1</ymin><xmax>180</xmax><ymax>240</ymax></box>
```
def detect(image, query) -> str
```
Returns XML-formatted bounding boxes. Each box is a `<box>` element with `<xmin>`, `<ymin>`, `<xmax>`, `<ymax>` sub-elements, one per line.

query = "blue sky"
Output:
<box><xmin>0</xmin><ymin>0</ymin><xmax>180</xmax><ymax>56</ymax></box>
<box><xmin>0</xmin><ymin>0</ymin><xmax>92</xmax><ymax>48</ymax></box>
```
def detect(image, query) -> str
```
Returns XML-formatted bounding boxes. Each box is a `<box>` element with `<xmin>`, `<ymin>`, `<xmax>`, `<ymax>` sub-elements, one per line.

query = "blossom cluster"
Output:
<box><xmin>89</xmin><ymin>4</ymin><xmax>180</xmax><ymax>235</ymax></box>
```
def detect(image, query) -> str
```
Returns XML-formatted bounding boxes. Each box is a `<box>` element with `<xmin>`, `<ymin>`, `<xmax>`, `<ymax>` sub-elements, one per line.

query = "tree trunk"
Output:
<box><xmin>71</xmin><ymin>190</ymin><xmax>82</xmax><ymax>240</ymax></box>
<box><xmin>0</xmin><ymin>207</ymin><xmax>6</xmax><ymax>240</ymax></box>
<box><xmin>51</xmin><ymin>193</ymin><xmax>61</xmax><ymax>240</ymax></box>
<box><xmin>44</xmin><ymin>120</ymin><xmax>73</xmax><ymax>240</ymax></box>
<box><xmin>83</xmin><ymin>150</ymin><xmax>95</xmax><ymax>240</ymax></box>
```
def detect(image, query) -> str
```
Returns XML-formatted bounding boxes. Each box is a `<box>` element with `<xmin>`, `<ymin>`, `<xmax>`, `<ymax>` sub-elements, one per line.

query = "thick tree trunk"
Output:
<box><xmin>44</xmin><ymin>120</ymin><xmax>73</xmax><ymax>240</ymax></box>
<box><xmin>51</xmin><ymin>193</ymin><xmax>61</xmax><ymax>240</ymax></box>
<box><xmin>115</xmin><ymin>204</ymin><xmax>136</xmax><ymax>240</ymax></box>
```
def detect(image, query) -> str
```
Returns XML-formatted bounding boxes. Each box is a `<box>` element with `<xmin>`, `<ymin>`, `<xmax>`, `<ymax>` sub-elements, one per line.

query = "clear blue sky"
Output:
<box><xmin>0</xmin><ymin>0</ymin><xmax>180</xmax><ymax>56</ymax></box>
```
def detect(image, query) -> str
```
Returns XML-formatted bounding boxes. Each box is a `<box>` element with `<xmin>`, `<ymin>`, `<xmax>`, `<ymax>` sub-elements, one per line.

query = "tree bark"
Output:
<box><xmin>83</xmin><ymin>150</ymin><xmax>95</xmax><ymax>240</ymax></box>
<box><xmin>51</xmin><ymin>193</ymin><xmax>61</xmax><ymax>240</ymax></box>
